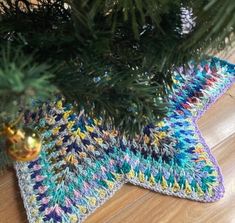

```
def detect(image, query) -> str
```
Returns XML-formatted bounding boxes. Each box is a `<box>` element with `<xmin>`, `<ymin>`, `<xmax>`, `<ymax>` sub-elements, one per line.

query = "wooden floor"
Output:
<box><xmin>0</xmin><ymin>53</ymin><xmax>234</xmax><ymax>223</ymax></box>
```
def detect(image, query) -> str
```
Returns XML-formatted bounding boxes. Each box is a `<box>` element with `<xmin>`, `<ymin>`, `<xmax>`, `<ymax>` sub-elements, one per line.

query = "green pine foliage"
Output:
<box><xmin>0</xmin><ymin>44</ymin><xmax>57</xmax><ymax>171</ymax></box>
<box><xmin>0</xmin><ymin>0</ymin><xmax>234</xmax><ymax>170</ymax></box>
<box><xmin>0</xmin><ymin>45</ymin><xmax>57</xmax><ymax>124</ymax></box>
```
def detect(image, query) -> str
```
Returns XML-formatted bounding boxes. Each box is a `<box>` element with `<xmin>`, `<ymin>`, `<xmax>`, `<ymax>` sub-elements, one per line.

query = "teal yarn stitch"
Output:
<box><xmin>15</xmin><ymin>57</ymin><xmax>235</xmax><ymax>223</ymax></box>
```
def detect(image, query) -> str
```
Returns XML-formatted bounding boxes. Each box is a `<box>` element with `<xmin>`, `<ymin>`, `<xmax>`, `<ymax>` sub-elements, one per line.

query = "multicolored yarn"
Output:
<box><xmin>16</xmin><ymin>58</ymin><xmax>235</xmax><ymax>223</ymax></box>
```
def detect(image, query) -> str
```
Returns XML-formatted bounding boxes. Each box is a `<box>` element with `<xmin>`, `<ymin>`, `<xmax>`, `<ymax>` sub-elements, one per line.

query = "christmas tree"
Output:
<box><xmin>0</xmin><ymin>0</ymin><xmax>234</xmax><ymax>171</ymax></box>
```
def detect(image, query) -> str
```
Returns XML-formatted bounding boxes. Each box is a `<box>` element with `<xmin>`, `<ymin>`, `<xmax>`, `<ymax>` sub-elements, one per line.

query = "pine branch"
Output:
<box><xmin>56</xmin><ymin>56</ymin><xmax>169</xmax><ymax>134</ymax></box>
<box><xmin>0</xmin><ymin>44</ymin><xmax>57</xmax><ymax>124</ymax></box>
<box><xmin>178</xmin><ymin>0</ymin><xmax>235</xmax><ymax>59</ymax></box>
<box><xmin>0</xmin><ymin>43</ymin><xmax>58</xmax><ymax>171</ymax></box>
<box><xmin>0</xmin><ymin>0</ymin><xmax>234</xmax><ymax>139</ymax></box>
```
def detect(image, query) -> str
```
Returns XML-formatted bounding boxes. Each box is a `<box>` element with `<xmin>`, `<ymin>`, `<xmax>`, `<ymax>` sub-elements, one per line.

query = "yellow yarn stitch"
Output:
<box><xmin>31</xmin><ymin>208</ymin><xmax>39</xmax><ymax>217</ymax></box>
<box><xmin>97</xmin><ymin>189</ymin><xmax>106</xmax><ymax>198</ymax></box>
<box><xmin>207</xmin><ymin>186</ymin><xmax>214</xmax><ymax>196</ymax></box>
<box><xmin>74</xmin><ymin>128</ymin><xmax>86</xmax><ymax>139</ymax></box>
<box><xmin>77</xmin><ymin>205</ymin><xmax>87</xmax><ymax>214</ymax></box>
<box><xmin>66</xmin><ymin>154</ymin><xmax>78</xmax><ymax>164</ymax></box>
<box><xmin>29</xmin><ymin>195</ymin><xmax>36</xmax><ymax>204</ymax></box>
<box><xmin>210</xmin><ymin>171</ymin><xmax>218</xmax><ymax>177</ymax></box>
<box><xmin>94</xmin><ymin>137</ymin><xmax>103</xmax><ymax>144</ymax></box>
<box><xmin>196</xmin><ymin>183</ymin><xmax>204</xmax><ymax>197</ymax></box>
<box><xmin>67</xmin><ymin>121</ymin><xmax>75</xmax><ymax>129</ymax></box>
<box><xmin>56</xmin><ymin>100</ymin><xmax>63</xmax><ymax>109</ymax></box>
<box><xmin>85</xmin><ymin>125</ymin><xmax>95</xmax><ymax>132</ymax></box>
<box><xmin>185</xmin><ymin>180</ymin><xmax>192</xmax><ymax>195</ymax></box>
<box><xmin>139</xmin><ymin>172</ymin><xmax>145</xmax><ymax>183</ymax></box>
<box><xmin>173</xmin><ymin>78</ymin><xmax>179</xmax><ymax>84</ymax></box>
<box><xmin>52</xmin><ymin>126</ymin><xmax>61</xmax><ymax>135</ymax></box>
<box><xmin>161</xmin><ymin>176</ymin><xmax>168</xmax><ymax>190</ymax></box>
<box><xmin>56</xmin><ymin>139</ymin><xmax>63</xmax><ymax>146</ymax></box>
<box><xmin>113</xmin><ymin>172</ymin><xmax>122</xmax><ymax>181</ymax></box>
<box><xmin>94</xmin><ymin>118</ymin><xmax>102</xmax><ymax>126</ymax></box>
<box><xmin>149</xmin><ymin>174</ymin><xmax>155</xmax><ymax>186</ymax></box>
<box><xmin>88</xmin><ymin>197</ymin><xmax>97</xmax><ymax>206</ymax></box>
<box><xmin>153</xmin><ymin>131</ymin><xmax>167</xmax><ymax>145</ymax></box>
<box><xmin>35</xmin><ymin>218</ymin><xmax>43</xmax><ymax>223</ymax></box>
<box><xmin>63</xmin><ymin>111</ymin><xmax>71</xmax><ymax>120</ymax></box>
<box><xmin>173</xmin><ymin>180</ymin><xmax>180</xmax><ymax>192</ymax></box>
<box><xmin>127</xmin><ymin>168</ymin><xmax>135</xmax><ymax>179</ymax></box>
<box><xmin>156</xmin><ymin>121</ymin><xmax>165</xmax><ymax>127</ymax></box>
<box><xmin>105</xmin><ymin>180</ymin><xmax>114</xmax><ymax>189</ymax></box>
<box><xmin>69</xmin><ymin>214</ymin><xmax>78</xmax><ymax>223</ymax></box>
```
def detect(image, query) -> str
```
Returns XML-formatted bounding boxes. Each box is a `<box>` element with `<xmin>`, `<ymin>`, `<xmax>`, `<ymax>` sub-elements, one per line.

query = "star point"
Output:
<box><xmin>16</xmin><ymin>58</ymin><xmax>234</xmax><ymax>222</ymax></box>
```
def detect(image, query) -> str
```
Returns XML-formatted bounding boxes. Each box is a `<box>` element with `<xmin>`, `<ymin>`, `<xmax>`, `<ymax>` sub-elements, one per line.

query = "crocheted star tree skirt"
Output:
<box><xmin>16</xmin><ymin>58</ymin><xmax>235</xmax><ymax>223</ymax></box>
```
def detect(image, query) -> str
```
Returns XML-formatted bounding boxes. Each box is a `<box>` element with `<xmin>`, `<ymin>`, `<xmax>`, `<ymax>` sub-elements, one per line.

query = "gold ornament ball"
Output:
<box><xmin>5</xmin><ymin>127</ymin><xmax>42</xmax><ymax>162</ymax></box>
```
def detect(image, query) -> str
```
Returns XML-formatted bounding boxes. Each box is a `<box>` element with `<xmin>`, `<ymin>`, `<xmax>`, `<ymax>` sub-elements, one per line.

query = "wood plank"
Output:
<box><xmin>85</xmin><ymin>82</ymin><xmax>235</xmax><ymax>223</ymax></box>
<box><xmin>226</xmin><ymin>86</ymin><xmax>235</xmax><ymax>98</ymax></box>
<box><xmin>0</xmin><ymin>52</ymin><xmax>234</xmax><ymax>223</ymax></box>
<box><xmin>0</xmin><ymin>169</ymin><xmax>27</xmax><ymax>223</ymax></box>
<box><xmin>198</xmin><ymin>84</ymin><xmax>235</xmax><ymax>148</ymax></box>
<box><xmin>107</xmin><ymin>134</ymin><xmax>235</xmax><ymax>223</ymax></box>
<box><xmin>85</xmin><ymin>185</ymin><xmax>149</xmax><ymax>223</ymax></box>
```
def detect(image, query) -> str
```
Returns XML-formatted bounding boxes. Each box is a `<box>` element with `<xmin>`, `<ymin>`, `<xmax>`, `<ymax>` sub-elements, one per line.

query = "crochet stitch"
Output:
<box><xmin>16</xmin><ymin>58</ymin><xmax>235</xmax><ymax>223</ymax></box>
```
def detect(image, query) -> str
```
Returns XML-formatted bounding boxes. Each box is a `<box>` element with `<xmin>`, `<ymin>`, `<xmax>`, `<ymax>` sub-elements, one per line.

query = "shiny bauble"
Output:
<box><xmin>5</xmin><ymin>126</ymin><xmax>41</xmax><ymax>161</ymax></box>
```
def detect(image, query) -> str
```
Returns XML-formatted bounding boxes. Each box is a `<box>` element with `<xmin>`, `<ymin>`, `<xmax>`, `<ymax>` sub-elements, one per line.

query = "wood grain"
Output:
<box><xmin>0</xmin><ymin>169</ymin><xmax>27</xmax><ymax>223</ymax></box>
<box><xmin>106</xmin><ymin>134</ymin><xmax>235</xmax><ymax>223</ymax></box>
<box><xmin>198</xmin><ymin>86</ymin><xmax>235</xmax><ymax>148</ymax></box>
<box><xmin>85</xmin><ymin>84</ymin><xmax>235</xmax><ymax>223</ymax></box>
<box><xmin>0</xmin><ymin>54</ymin><xmax>234</xmax><ymax>223</ymax></box>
